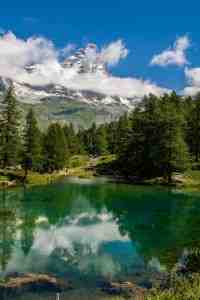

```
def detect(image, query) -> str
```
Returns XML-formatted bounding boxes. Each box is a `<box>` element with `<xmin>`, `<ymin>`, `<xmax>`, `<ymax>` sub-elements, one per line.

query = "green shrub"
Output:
<box><xmin>146</xmin><ymin>274</ymin><xmax>200</xmax><ymax>300</ymax></box>
<box><xmin>68</xmin><ymin>155</ymin><xmax>89</xmax><ymax>168</ymax></box>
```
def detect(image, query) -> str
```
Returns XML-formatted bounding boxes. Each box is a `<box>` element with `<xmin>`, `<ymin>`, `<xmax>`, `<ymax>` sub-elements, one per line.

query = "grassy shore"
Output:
<box><xmin>1</xmin><ymin>155</ymin><xmax>200</xmax><ymax>188</ymax></box>
<box><xmin>0</xmin><ymin>169</ymin><xmax>66</xmax><ymax>187</ymax></box>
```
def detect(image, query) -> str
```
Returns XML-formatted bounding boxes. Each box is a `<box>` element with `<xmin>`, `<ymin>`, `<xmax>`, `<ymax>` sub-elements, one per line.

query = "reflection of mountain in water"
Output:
<box><xmin>0</xmin><ymin>191</ymin><xmax>140</xmax><ymax>279</ymax></box>
<box><xmin>1</xmin><ymin>181</ymin><xmax>200</xmax><ymax>282</ymax></box>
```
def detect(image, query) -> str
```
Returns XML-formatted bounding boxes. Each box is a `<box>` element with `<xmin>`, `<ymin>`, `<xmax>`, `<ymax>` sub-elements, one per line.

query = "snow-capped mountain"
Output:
<box><xmin>63</xmin><ymin>43</ymin><xmax>108</xmax><ymax>75</ymax></box>
<box><xmin>0</xmin><ymin>44</ymin><xmax>143</xmax><ymax>127</ymax></box>
<box><xmin>1</xmin><ymin>44</ymin><xmax>138</xmax><ymax>107</ymax></box>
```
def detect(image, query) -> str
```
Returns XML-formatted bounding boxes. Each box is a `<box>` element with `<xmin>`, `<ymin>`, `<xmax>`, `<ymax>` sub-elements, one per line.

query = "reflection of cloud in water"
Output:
<box><xmin>32</xmin><ymin>211</ymin><xmax>130</xmax><ymax>257</ymax></box>
<box><xmin>64</xmin><ymin>211</ymin><xmax>113</xmax><ymax>226</ymax></box>
<box><xmin>2</xmin><ymin>210</ymin><xmax>134</xmax><ymax>278</ymax></box>
<box><xmin>2</xmin><ymin>209</ymin><xmax>167</xmax><ymax>278</ymax></box>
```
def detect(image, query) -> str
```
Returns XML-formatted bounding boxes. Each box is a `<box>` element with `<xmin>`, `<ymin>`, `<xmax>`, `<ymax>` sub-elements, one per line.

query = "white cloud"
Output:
<box><xmin>100</xmin><ymin>40</ymin><xmax>129</xmax><ymax>66</ymax></box>
<box><xmin>0</xmin><ymin>31</ymin><xmax>58</xmax><ymax>79</ymax></box>
<box><xmin>62</xmin><ymin>73</ymin><xmax>168</xmax><ymax>98</ymax></box>
<box><xmin>182</xmin><ymin>67</ymin><xmax>200</xmax><ymax>96</ymax></box>
<box><xmin>0</xmin><ymin>31</ymin><xmax>168</xmax><ymax>99</ymax></box>
<box><xmin>185</xmin><ymin>67</ymin><xmax>200</xmax><ymax>86</ymax></box>
<box><xmin>151</xmin><ymin>36</ymin><xmax>190</xmax><ymax>67</ymax></box>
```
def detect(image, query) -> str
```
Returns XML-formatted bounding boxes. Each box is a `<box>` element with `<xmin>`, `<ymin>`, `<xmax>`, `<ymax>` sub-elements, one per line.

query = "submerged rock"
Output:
<box><xmin>100</xmin><ymin>280</ymin><xmax>146</xmax><ymax>298</ymax></box>
<box><xmin>0</xmin><ymin>273</ymin><xmax>72</xmax><ymax>296</ymax></box>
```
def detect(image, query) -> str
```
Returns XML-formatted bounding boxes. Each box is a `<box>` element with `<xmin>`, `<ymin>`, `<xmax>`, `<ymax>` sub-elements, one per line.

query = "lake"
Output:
<box><xmin>1</xmin><ymin>178</ymin><xmax>200</xmax><ymax>298</ymax></box>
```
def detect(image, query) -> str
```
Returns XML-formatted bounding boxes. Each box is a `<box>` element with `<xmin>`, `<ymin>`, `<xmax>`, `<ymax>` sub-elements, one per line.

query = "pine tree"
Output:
<box><xmin>118</xmin><ymin>108</ymin><xmax>147</xmax><ymax>178</ymax></box>
<box><xmin>96</xmin><ymin>125</ymin><xmax>108</xmax><ymax>156</ymax></box>
<box><xmin>116</xmin><ymin>113</ymin><xmax>131</xmax><ymax>155</ymax></box>
<box><xmin>0</xmin><ymin>87</ymin><xmax>21</xmax><ymax>168</ymax></box>
<box><xmin>186</xmin><ymin>94</ymin><xmax>200</xmax><ymax>162</ymax></box>
<box><xmin>63</xmin><ymin>123</ymin><xmax>78</xmax><ymax>155</ymax></box>
<box><xmin>43</xmin><ymin>123</ymin><xmax>68</xmax><ymax>172</ymax></box>
<box><xmin>76</xmin><ymin>128</ymin><xmax>87</xmax><ymax>154</ymax></box>
<box><xmin>118</xmin><ymin>93</ymin><xmax>190</xmax><ymax>182</ymax></box>
<box><xmin>23</xmin><ymin>108</ymin><xmax>42</xmax><ymax>173</ymax></box>
<box><xmin>85</xmin><ymin>123</ymin><xmax>97</xmax><ymax>155</ymax></box>
<box><xmin>155</xmin><ymin>99</ymin><xmax>190</xmax><ymax>183</ymax></box>
<box><xmin>106</xmin><ymin>121</ymin><xmax>118</xmax><ymax>154</ymax></box>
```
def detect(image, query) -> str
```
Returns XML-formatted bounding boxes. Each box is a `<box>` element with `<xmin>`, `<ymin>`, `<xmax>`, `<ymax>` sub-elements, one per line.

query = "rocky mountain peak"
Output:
<box><xmin>63</xmin><ymin>43</ymin><xmax>107</xmax><ymax>75</ymax></box>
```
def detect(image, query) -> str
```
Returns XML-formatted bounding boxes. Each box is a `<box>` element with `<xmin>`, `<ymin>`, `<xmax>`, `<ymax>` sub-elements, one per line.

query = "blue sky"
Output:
<box><xmin>0</xmin><ymin>1</ymin><xmax>200</xmax><ymax>94</ymax></box>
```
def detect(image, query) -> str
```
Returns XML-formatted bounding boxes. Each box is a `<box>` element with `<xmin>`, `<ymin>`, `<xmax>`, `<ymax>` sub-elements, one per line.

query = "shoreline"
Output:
<box><xmin>0</xmin><ymin>154</ymin><xmax>200</xmax><ymax>190</ymax></box>
<box><xmin>0</xmin><ymin>171</ymin><xmax>199</xmax><ymax>190</ymax></box>
<box><xmin>1</xmin><ymin>265</ymin><xmax>200</xmax><ymax>300</ymax></box>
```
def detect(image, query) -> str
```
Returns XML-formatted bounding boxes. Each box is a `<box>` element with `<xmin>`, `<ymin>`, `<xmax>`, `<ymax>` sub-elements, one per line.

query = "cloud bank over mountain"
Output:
<box><xmin>0</xmin><ymin>31</ymin><xmax>168</xmax><ymax>99</ymax></box>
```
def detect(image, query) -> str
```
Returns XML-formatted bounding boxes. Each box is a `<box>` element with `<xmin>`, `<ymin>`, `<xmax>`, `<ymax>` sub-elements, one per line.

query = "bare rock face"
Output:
<box><xmin>0</xmin><ymin>273</ymin><xmax>72</xmax><ymax>297</ymax></box>
<box><xmin>100</xmin><ymin>280</ymin><xmax>147</xmax><ymax>298</ymax></box>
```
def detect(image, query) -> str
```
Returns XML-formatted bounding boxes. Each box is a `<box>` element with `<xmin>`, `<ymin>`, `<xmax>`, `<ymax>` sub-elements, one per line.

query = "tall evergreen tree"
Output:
<box><xmin>118</xmin><ymin>93</ymin><xmax>189</xmax><ymax>182</ymax></box>
<box><xmin>118</xmin><ymin>108</ymin><xmax>148</xmax><ymax>178</ymax></box>
<box><xmin>95</xmin><ymin>125</ymin><xmax>108</xmax><ymax>156</ymax></box>
<box><xmin>186</xmin><ymin>94</ymin><xmax>200</xmax><ymax>162</ymax></box>
<box><xmin>43</xmin><ymin>123</ymin><xmax>68</xmax><ymax>172</ymax></box>
<box><xmin>0</xmin><ymin>87</ymin><xmax>21</xmax><ymax>168</ymax></box>
<box><xmin>106</xmin><ymin>121</ymin><xmax>118</xmax><ymax>154</ymax></box>
<box><xmin>116</xmin><ymin>113</ymin><xmax>131</xmax><ymax>155</ymax></box>
<box><xmin>76</xmin><ymin>127</ymin><xmax>87</xmax><ymax>154</ymax></box>
<box><xmin>23</xmin><ymin>108</ymin><xmax>42</xmax><ymax>173</ymax></box>
<box><xmin>155</xmin><ymin>98</ymin><xmax>190</xmax><ymax>182</ymax></box>
<box><xmin>84</xmin><ymin>123</ymin><xmax>97</xmax><ymax>155</ymax></box>
<box><xmin>63</xmin><ymin>123</ymin><xmax>78</xmax><ymax>155</ymax></box>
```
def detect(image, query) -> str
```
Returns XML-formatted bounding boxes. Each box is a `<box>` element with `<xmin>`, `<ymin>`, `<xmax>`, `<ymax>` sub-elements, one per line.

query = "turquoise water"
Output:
<box><xmin>1</xmin><ymin>178</ymin><xmax>200</xmax><ymax>296</ymax></box>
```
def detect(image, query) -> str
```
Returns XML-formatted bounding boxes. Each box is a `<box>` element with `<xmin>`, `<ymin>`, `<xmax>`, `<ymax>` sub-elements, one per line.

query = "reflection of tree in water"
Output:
<box><xmin>114</xmin><ymin>192</ymin><xmax>200</xmax><ymax>267</ymax></box>
<box><xmin>89</xmin><ymin>186</ymin><xmax>200</xmax><ymax>270</ymax></box>
<box><xmin>20</xmin><ymin>188</ymin><xmax>36</xmax><ymax>256</ymax></box>
<box><xmin>20</xmin><ymin>217</ymin><xmax>35</xmax><ymax>256</ymax></box>
<box><xmin>0</xmin><ymin>183</ymin><xmax>76</xmax><ymax>268</ymax></box>
<box><xmin>0</xmin><ymin>187</ymin><xmax>40</xmax><ymax>274</ymax></box>
<box><xmin>0</xmin><ymin>188</ymin><xmax>20</xmax><ymax>273</ymax></box>
<box><xmin>1</xmin><ymin>182</ymin><xmax>200</xmax><ymax>278</ymax></box>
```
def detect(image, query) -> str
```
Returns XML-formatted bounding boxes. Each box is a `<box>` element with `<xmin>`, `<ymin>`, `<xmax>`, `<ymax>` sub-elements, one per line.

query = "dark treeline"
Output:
<box><xmin>1</xmin><ymin>88</ymin><xmax>200</xmax><ymax>182</ymax></box>
<box><xmin>70</xmin><ymin>91</ymin><xmax>200</xmax><ymax>183</ymax></box>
